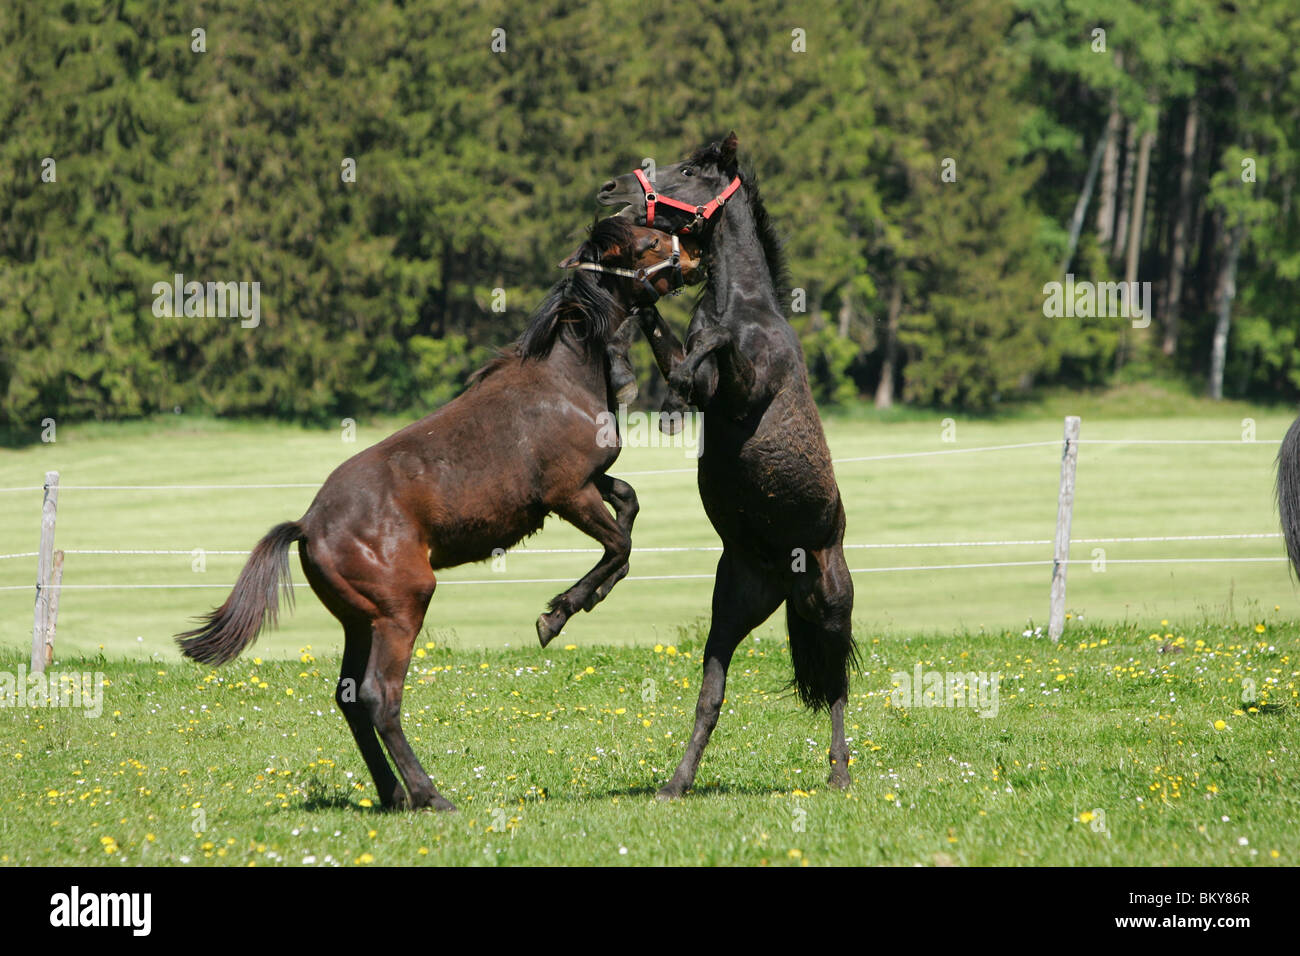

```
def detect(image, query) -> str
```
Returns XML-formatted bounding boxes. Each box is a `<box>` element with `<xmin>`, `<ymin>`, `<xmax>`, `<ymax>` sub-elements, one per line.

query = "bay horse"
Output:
<box><xmin>176</xmin><ymin>218</ymin><xmax>701</xmax><ymax>812</ymax></box>
<box><xmin>597</xmin><ymin>133</ymin><xmax>859</xmax><ymax>798</ymax></box>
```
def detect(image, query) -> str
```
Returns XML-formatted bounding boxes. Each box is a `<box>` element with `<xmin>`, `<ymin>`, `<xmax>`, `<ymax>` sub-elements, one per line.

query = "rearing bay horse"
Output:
<box><xmin>598</xmin><ymin>133</ymin><xmax>859</xmax><ymax>797</ymax></box>
<box><xmin>177</xmin><ymin>218</ymin><xmax>700</xmax><ymax>811</ymax></box>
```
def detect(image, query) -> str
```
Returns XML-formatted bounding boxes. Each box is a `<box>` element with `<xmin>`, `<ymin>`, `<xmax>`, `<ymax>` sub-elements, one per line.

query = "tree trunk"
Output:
<box><xmin>1208</xmin><ymin>219</ymin><xmax>1244</xmax><ymax>400</ymax></box>
<box><xmin>1062</xmin><ymin>126</ymin><xmax>1110</xmax><ymax>274</ymax></box>
<box><xmin>1096</xmin><ymin>86</ymin><xmax>1121</xmax><ymax>248</ymax></box>
<box><xmin>874</xmin><ymin>279</ymin><xmax>902</xmax><ymax>409</ymax></box>
<box><xmin>1112</xmin><ymin>121</ymin><xmax>1138</xmax><ymax>266</ymax></box>
<box><xmin>1162</xmin><ymin>97</ymin><xmax>1199</xmax><ymax>356</ymax></box>
<box><xmin>838</xmin><ymin>287</ymin><xmax>852</xmax><ymax>338</ymax></box>
<box><xmin>1124</xmin><ymin>114</ymin><xmax>1156</xmax><ymax>290</ymax></box>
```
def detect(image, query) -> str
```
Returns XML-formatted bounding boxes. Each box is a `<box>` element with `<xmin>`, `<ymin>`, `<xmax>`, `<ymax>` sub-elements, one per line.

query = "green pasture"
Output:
<box><xmin>1</xmin><ymin>387</ymin><xmax>1298</xmax><ymax>866</ymax></box>
<box><xmin>0</xmin><ymin>618</ymin><xmax>1295</xmax><ymax>866</ymax></box>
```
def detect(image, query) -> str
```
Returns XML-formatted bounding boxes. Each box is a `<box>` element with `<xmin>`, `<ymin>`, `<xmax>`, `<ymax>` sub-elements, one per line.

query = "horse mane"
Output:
<box><xmin>467</xmin><ymin>218</ymin><xmax>632</xmax><ymax>387</ymax></box>
<box><xmin>688</xmin><ymin>141</ymin><xmax>792</xmax><ymax>313</ymax></box>
<box><xmin>465</xmin><ymin>350</ymin><xmax>516</xmax><ymax>387</ymax></box>
<box><xmin>516</xmin><ymin>217</ymin><xmax>630</xmax><ymax>360</ymax></box>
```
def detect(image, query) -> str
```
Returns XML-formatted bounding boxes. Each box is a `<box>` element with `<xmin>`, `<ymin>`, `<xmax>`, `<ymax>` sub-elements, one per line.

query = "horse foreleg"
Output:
<box><xmin>635</xmin><ymin>306</ymin><xmax>686</xmax><ymax>380</ymax></box>
<box><xmin>658</xmin><ymin>550</ymin><xmax>784</xmax><ymax>799</ymax></box>
<box><xmin>667</xmin><ymin>325</ymin><xmax>727</xmax><ymax>406</ymax></box>
<box><xmin>536</xmin><ymin>482</ymin><xmax>632</xmax><ymax>647</ymax></box>
<box><xmin>633</xmin><ymin>307</ymin><xmax>693</xmax><ymax>435</ymax></box>
<box><xmin>605</xmin><ymin>319</ymin><xmax>639</xmax><ymax>405</ymax></box>
<box><xmin>584</xmin><ymin>475</ymin><xmax>639</xmax><ymax>609</ymax></box>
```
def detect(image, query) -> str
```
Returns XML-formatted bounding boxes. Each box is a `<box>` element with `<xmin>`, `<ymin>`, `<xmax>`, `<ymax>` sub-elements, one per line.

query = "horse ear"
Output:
<box><xmin>721</xmin><ymin>131</ymin><xmax>739</xmax><ymax>165</ymax></box>
<box><xmin>558</xmin><ymin>250</ymin><xmax>580</xmax><ymax>269</ymax></box>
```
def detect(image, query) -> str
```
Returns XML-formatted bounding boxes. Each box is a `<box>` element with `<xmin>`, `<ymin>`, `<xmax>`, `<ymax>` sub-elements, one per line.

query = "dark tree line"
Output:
<box><xmin>2</xmin><ymin>0</ymin><xmax>1296</xmax><ymax>431</ymax></box>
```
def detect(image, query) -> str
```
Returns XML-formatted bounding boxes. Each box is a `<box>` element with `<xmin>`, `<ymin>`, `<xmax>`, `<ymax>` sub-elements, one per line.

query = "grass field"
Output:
<box><xmin>0</xmin><ymin>383</ymin><xmax>1295</xmax><ymax>658</ymax></box>
<box><xmin>1</xmin><ymin>384</ymin><xmax>1298</xmax><ymax>866</ymax></box>
<box><xmin>1</xmin><ymin>619</ymin><xmax>1295</xmax><ymax>866</ymax></box>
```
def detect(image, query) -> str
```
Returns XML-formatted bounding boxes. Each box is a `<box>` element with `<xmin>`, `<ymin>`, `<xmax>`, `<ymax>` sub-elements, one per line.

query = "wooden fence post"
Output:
<box><xmin>1049</xmin><ymin>418</ymin><xmax>1080</xmax><ymax>642</ymax></box>
<box><xmin>30</xmin><ymin>471</ymin><xmax>59</xmax><ymax>673</ymax></box>
<box><xmin>44</xmin><ymin>550</ymin><xmax>65</xmax><ymax>667</ymax></box>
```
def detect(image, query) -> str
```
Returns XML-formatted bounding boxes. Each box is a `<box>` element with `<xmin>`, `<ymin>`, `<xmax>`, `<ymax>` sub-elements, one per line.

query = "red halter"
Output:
<box><xmin>632</xmin><ymin>167</ymin><xmax>741</xmax><ymax>234</ymax></box>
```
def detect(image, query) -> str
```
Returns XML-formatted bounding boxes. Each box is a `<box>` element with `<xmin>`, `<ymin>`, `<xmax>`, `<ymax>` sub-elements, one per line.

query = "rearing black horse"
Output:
<box><xmin>598</xmin><ymin>133</ymin><xmax>858</xmax><ymax>797</ymax></box>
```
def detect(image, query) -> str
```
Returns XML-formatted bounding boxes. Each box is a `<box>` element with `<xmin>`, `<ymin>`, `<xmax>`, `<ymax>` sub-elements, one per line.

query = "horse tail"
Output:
<box><xmin>1278</xmin><ymin>414</ymin><xmax>1300</xmax><ymax>578</ymax></box>
<box><xmin>785</xmin><ymin>604</ymin><xmax>859</xmax><ymax>712</ymax></box>
<box><xmin>176</xmin><ymin>521</ymin><xmax>304</xmax><ymax>665</ymax></box>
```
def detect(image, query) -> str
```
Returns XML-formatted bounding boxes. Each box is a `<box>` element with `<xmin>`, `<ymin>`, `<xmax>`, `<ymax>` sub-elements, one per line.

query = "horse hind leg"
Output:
<box><xmin>659</xmin><ymin>550</ymin><xmax>784</xmax><ymax>800</ymax></box>
<box><xmin>300</xmin><ymin>541</ymin><xmax>409</xmax><ymax>809</ymax></box>
<box><xmin>363</xmin><ymin>595</ymin><xmax>456</xmax><ymax>812</ymax></box>
<box><xmin>337</xmin><ymin>621</ymin><xmax>408</xmax><ymax>809</ymax></box>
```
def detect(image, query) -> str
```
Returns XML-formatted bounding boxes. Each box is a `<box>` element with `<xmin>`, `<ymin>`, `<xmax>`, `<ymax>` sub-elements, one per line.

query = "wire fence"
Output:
<box><xmin>2</xmin><ymin>433</ymin><xmax>1285</xmax><ymax>599</ymax></box>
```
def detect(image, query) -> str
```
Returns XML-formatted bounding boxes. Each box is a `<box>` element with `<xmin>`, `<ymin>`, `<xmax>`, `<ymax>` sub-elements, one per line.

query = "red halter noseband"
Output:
<box><xmin>632</xmin><ymin>167</ymin><xmax>741</xmax><ymax>234</ymax></box>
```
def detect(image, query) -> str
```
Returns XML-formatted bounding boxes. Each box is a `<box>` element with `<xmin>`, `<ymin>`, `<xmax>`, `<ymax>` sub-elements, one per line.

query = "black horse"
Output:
<box><xmin>1277</xmin><ymin>415</ymin><xmax>1300</xmax><ymax>576</ymax></box>
<box><xmin>598</xmin><ymin>133</ymin><xmax>858</xmax><ymax>797</ymax></box>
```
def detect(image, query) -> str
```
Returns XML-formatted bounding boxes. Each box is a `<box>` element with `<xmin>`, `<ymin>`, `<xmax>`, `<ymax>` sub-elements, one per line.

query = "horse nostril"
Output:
<box><xmin>600</xmin><ymin>180</ymin><xmax>616</xmax><ymax>193</ymax></box>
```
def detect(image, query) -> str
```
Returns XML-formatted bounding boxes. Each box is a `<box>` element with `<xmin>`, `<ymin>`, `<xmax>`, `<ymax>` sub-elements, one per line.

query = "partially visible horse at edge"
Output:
<box><xmin>1276</xmin><ymin>416</ymin><xmax>1300</xmax><ymax>578</ymax></box>
<box><xmin>176</xmin><ymin>218</ymin><xmax>701</xmax><ymax>811</ymax></box>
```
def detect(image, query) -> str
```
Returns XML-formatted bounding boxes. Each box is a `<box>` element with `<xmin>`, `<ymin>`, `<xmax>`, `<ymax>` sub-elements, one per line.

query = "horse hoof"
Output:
<box><xmin>655</xmin><ymin>785</ymin><xmax>685</xmax><ymax>802</ymax></box>
<box><xmin>658</xmin><ymin>413</ymin><xmax>683</xmax><ymax>436</ymax></box>
<box><xmin>827</xmin><ymin>768</ymin><xmax>851</xmax><ymax>790</ymax></box>
<box><xmin>536</xmin><ymin>612</ymin><xmax>560</xmax><ymax>647</ymax></box>
<box><xmin>412</xmin><ymin>791</ymin><xmax>458</xmax><ymax>813</ymax></box>
<box><xmin>615</xmin><ymin>381</ymin><xmax>639</xmax><ymax>405</ymax></box>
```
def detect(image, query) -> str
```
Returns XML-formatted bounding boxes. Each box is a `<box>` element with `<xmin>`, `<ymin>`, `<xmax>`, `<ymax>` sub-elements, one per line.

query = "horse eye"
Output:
<box><xmin>682</xmin><ymin>167</ymin><xmax>695</xmax><ymax>177</ymax></box>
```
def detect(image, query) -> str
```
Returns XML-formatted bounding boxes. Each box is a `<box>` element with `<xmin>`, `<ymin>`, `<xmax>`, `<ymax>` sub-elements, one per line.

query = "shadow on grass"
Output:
<box><xmin>299</xmin><ymin>777</ymin><xmax>381</xmax><ymax>813</ymax></box>
<box><xmin>545</xmin><ymin>780</ymin><xmax>795</xmax><ymax>804</ymax></box>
